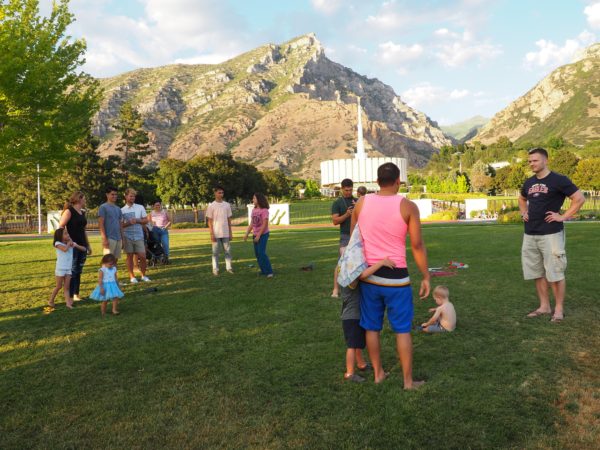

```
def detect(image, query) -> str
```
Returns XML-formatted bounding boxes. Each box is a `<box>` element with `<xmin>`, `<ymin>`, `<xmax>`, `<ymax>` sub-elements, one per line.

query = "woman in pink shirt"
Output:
<box><xmin>244</xmin><ymin>193</ymin><xmax>273</xmax><ymax>277</ymax></box>
<box><xmin>150</xmin><ymin>200</ymin><xmax>171</xmax><ymax>259</ymax></box>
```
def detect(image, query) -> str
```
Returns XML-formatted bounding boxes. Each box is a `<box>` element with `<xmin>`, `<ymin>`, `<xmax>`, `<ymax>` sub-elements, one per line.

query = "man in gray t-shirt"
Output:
<box><xmin>121</xmin><ymin>188</ymin><xmax>150</xmax><ymax>284</ymax></box>
<box><xmin>98</xmin><ymin>187</ymin><xmax>124</xmax><ymax>260</ymax></box>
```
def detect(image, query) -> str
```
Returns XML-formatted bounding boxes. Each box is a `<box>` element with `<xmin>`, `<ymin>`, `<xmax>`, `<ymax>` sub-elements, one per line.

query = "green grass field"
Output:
<box><xmin>1</xmin><ymin>224</ymin><xmax>598</xmax><ymax>449</ymax></box>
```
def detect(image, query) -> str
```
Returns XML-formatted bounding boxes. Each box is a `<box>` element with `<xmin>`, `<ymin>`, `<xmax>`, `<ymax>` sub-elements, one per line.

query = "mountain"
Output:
<box><xmin>441</xmin><ymin>115</ymin><xmax>488</xmax><ymax>142</ymax></box>
<box><xmin>92</xmin><ymin>33</ymin><xmax>451</xmax><ymax>179</ymax></box>
<box><xmin>473</xmin><ymin>43</ymin><xmax>600</xmax><ymax>146</ymax></box>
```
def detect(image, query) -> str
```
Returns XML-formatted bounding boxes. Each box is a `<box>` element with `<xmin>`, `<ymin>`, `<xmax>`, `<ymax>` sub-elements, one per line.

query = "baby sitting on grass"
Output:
<box><xmin>421</xmin><ymin>285</ymin><xmax>456</xmax><ymax>333</ymax></box>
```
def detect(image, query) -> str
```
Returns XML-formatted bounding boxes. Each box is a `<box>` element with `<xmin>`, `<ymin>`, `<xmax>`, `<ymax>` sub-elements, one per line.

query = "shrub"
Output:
<box><xmin>172</xmin><ymin>222</ymin><xmax>207</xmax><ymax>229</ymax></box>
<box><xmin>423</xmin><ymin>209</ymin><xmax>459</xmax><ymax>221</ymax></box>
<box><xmin>498</xmin><ymin>211</ymin><xmax>523</xmax><ymax>224</ymax></box>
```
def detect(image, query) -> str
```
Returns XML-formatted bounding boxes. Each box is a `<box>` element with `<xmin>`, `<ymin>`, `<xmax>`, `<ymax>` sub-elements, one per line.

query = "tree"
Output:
<box><xmin>262</xmin><ymin>169</ymin><xmax>292</xmax><ymax>199</ymax></box>
<box><xmin>303</xmin><ymin>179</ymin><xmax>321</xmax><ymax>198</ymax></box>
<box><xmin>155</xmin><ymin>159</ymin><xmax>192</xmax><ymax>206</ymax></box>
<box><xmin>545</xmin><ymin>136</ymin><xmax>565</xmax><ymax>149</ymax></box>
<box><xmin>43</xmin><ymin>134</ymin><xmax>119</xmax><ymax>209</ymax></box>
<box><xmin>572</xmin><ymin>158</ymin><xmax>600</xmax><ymax>194</ymax></box>
<box><xmin>456</xmin><ymin>174</ymin><xmax>469</xmax><ymax>193</ymax></box>
<box><xmin>549</xmin><ymin>149</ymin><xmax>578</xmax><ymax>178</ymax></box>
<box><xmin>470</xmin><ymin>160</ymin><xmax>493</xmax><ymax>193</ymax></box>
<box><xmin>113</xmin><ymin>102</ymin><xmax>152</xmax><ymax>189</ymax></box>
<box><xmin>0</xmin><ymin>0</ymin><xmax>101</xmax><ymax>182</ymax></box>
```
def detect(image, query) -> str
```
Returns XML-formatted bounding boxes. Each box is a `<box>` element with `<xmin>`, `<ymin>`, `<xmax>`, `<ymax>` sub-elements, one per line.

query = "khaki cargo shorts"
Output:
<box><xmin>521</xmin><ymin>231</ymin><xmax>567</xmax><ymax>282</ymax></box>
<box><xmin>103</xmin><ymin>239</ymin><xmax>122</xmax><ymax>259</ymax></box>
<box><xmin>123</xmin><ymin>237</ymin><xmax>146</xmax><ymax>254</ymax></box>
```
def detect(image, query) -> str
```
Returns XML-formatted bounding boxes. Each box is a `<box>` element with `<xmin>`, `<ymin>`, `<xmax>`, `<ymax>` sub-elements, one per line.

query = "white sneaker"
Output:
<box><xmin>226</xmin><ymin>268</ymin><xmax>234</xmax><ymax>274</ymax></box>
<box><xmin>141</xmin><ymin>276</ymin><xmax>151</xmax><ymax>282</ymax></box>
<box><xmin>212</xmin><ymin>270</ymin><xmax>219</xmax><ymax>276</ymax></box>
<box><xmin>130</xmin><ymin>277</ymin><xmax>139</xmax><ymax>284</ymax></box>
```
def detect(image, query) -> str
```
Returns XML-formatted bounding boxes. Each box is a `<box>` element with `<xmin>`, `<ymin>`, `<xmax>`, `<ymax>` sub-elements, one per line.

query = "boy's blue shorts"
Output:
<box><xmin>359</xmin><ymin>283</ymin><xmax>413</xmax><ymax>333</ymax></box>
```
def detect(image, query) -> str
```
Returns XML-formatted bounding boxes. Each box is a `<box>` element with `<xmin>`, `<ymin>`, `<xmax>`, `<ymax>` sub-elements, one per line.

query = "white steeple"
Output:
<box><xmin>355</xmin><ymin>97</ymin><xmax>366</xmax><ymax>159</ymax></box>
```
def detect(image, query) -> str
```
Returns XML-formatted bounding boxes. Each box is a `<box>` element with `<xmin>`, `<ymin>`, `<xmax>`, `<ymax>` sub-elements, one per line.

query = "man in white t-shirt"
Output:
<box><xmin>206</xmin><ymin>186</ymin><xmax>233</xmax><ymax>275</ymax></box>
<box><xmin>121</xmin><ymin>188</ymin><xmax>151</xmax><ymax>284</ymax></box>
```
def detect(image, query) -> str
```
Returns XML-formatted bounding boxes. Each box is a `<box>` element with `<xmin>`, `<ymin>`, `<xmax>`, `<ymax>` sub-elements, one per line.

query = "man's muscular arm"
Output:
<box><xmin>403</xmin><ymin>200</ymin><xmax>430</xmax><ymax>299</ymax></box>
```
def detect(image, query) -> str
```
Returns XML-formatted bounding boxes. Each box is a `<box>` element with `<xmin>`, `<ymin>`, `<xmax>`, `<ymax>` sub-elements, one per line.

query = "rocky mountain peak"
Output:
<box><xmin>93</xmin><ymin>34</ymin><xmax>451</xmax><ymax>177</ymax></box>
<box><xmin>473</xmin><ymin>42</ymin><xmax>600</xmax><ymax>146</ymax></box>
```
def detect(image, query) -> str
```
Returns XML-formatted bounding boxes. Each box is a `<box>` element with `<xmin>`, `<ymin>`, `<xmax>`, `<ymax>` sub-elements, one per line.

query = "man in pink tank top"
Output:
<box><xmin>351</xmin><ymin>162</ymin><xmax>430</xmax><ymax>389</ymax></box>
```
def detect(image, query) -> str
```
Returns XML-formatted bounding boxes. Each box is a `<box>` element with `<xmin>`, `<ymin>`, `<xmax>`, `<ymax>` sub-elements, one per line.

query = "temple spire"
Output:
<box><xmin>355</xmin><ymin>97</ymin><xmax>365</xmax><ymax>159</ymax></box>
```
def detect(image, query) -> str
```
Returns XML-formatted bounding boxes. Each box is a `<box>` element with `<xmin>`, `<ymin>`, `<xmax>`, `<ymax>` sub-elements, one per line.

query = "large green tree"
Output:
<box><xmin>0</xmin><ymin>0</ymin><xmax>101</xmax><ymax>181</ymax></box>
<box><xmin>573</xmin><ymin>158</ymin><xmax>600</xmax><ymax>194</ymax></box>
<box><xmin>549</xmin><ymin>149</ymin><xmax>578</xmax><ymax>178</ymax></box>
<box><xmin>43</xmin><ymin>134</ymin><xmax>118</xmax><ymax>210</ymax></box>
<box><xmin>113</xmin><ymin>102</ymin><xmax>152</xmax><ymax>189</ymax></box>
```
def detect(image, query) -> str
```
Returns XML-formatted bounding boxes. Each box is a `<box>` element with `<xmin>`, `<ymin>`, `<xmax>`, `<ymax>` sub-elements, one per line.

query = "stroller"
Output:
<box><xmin>145</xmin><ymin>226</ymin><xmax>168</xmax><ymax>267</ymax></box>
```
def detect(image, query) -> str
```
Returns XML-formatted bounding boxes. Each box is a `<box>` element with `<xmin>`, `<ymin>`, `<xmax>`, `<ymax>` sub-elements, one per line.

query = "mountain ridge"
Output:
<box><xmin>92</xmin><ymin>33</ymin><xmax>452</xmax><ymax>178</ymax></box>
<box><xmin>473</xmin><ymin>42</ymin><xmax>600</xmax><ymax>146</ymax></box>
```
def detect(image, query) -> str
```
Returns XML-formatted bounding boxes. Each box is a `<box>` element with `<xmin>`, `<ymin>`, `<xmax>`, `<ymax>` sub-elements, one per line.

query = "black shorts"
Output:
<box><xmin>342</xmin><ymin>319</ymin><xmax>366</xmax><ymax>349</ymax></box>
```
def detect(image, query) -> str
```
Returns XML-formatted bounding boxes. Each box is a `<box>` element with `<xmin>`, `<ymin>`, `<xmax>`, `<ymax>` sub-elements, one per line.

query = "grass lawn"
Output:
<box><xmin>1</xmin><ymin>224</ymin><xmax>598</xmax><ymax>449</ymax></box>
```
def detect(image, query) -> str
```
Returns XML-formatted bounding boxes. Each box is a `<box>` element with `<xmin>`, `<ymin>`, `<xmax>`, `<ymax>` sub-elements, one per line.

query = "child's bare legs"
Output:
<box><xmin>331</xmin><ymin>266</ymin><xmax>339</xmax><ymax>297</ymax></box>
<box><xmin>112</xmin><ymin>298</ymin><xmax>119</xmax><ymax>315</ymax></box>
<box><xmin>49</xmin><ymin>276</ymin><xmax>63</xmax><ymax>307</ymax></box>
<box><xmin>345</xmin><ymin>348</ymin><xmax>357</xmax><ymax>376</ymax></box>
<box><xmin>63</xmin><ymin>275</ymin><xmax>73</xmax><ymax>308</ymax></box>
<box><xmin>345</xmin><ymin>349</ymin><xmax>367</xmax><ymax>375</ymax></box>
<box><xmin>101</xmin><ymin>301</ymin><xmax>107</xmax><ymax>317</ymax></box>
<box><xmin>355</xmin><ymin>348</ymin><xmax>367</xmax><ymax>368</ymax></box>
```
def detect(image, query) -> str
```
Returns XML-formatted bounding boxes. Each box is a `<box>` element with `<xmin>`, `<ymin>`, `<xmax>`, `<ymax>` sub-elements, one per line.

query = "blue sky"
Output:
<box><xmin>53</xmin><ymin>0</ymin><xmax>600</xmax><ymax>125</ymax></box>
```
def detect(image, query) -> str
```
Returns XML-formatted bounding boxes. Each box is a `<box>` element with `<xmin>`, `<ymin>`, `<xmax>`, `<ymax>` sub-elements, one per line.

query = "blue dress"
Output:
<box><xmin>90</xmin><ymin>267</ymin><xmax>124</xmax><ymax>301</ymax></box>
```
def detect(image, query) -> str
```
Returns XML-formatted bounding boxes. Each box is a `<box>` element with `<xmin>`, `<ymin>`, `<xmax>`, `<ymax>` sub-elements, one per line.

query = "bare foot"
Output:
<box><xmin>66</xmin><ymin>303</ymin><xmax>74</xmax><ymax>310</ymax></box>
<box><xmin>404</xmin><ymin>380</ymin><xmax>425</xmax><ymax>390</ymax></box>
<box><xmin>526</xmin><ymin>309</ymin><xmax>551</xmax><ymax>318</ymax></box>
<box><xmin>331</xmin><ymin>291</ymin><xmax>339</xmax><ymax>298</ymax></box>
<box><xmin>374</xmin><ymin>372</ymin><xmax>389</xmax><ymax>384</ymax></box>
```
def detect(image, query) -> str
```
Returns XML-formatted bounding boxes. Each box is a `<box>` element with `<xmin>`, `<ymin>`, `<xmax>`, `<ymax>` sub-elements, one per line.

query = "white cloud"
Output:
<box><xmin>523</xmin><ymin>30</ymin><xmax>597</xmax><ymax>70</ymax></box>
<box><xmin>401</xmin><ymin>83</ymin><xmax>470</xmax><ymax>108</ymax></box>
<box><xmin>365</xmin><ymin>0</ymin><xmax>414</xmax><ymax>29</ymax></box>
<box><xmin>433</xmin><ymin>29</ymin><xmax>502</xmax><ymax>67</ymax></box>
<box><xmin>173</xmin><ymin>53</ymin><xmax>234</xmax><ymax>65</ymax></box>
<box><xmin>347</xmin><ymin>44</ymin><xmax>368</xmax><ymax>54</ymax></box>
<box><xmin>449</xmin><ymin>89</ymin><xmax>469</xmax><ymax>99</ymax></box>
<box><xmin>68</xmin><ymin>0</ymin><xmax>250</xmax><ymax>77</ymax></box>
<box><xmin>311</xmin><ymin>0</ymin><xmax>342</xmax><ymax>15</ymax></box>
<box><xmin>584</xmin><ymin>2</ymin><xmax>600</xmax><ymax>29</ymax></box>
<box><xmin>377</xmin><ymin>41</ymin><xmax>424</xmax><ymax>65</ymax></box>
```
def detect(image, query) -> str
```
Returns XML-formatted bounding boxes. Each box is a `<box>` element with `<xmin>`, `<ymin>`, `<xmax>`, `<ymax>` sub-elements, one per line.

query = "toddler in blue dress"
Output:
<box><xmin>90</xmin><ymin>253</ymin><xmax>124</xmax><ymax>316</ymax></box>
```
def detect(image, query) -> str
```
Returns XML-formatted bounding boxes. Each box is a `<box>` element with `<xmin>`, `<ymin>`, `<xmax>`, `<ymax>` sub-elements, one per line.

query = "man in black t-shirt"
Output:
<box><xmin>518</xmin><ymin>148</ymin><xmax>585</xmax><ymax>323</ymax></box>
<box><xmin>330</xmin><ymin>178</ymin><xmax>356</xmax><ymax>297</ymax></box>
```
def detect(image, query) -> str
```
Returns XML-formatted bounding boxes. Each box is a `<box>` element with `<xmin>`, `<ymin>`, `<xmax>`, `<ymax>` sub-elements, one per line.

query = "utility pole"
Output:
<box><xmin>37</xmin><ymin>164</ymin><xmax>42</xmax><ymax>234</ymax></box>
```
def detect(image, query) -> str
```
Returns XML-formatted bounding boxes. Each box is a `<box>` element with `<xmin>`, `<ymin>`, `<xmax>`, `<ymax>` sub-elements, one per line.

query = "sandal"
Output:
<box><xmin>550</xmin><ymin>314</ymin><xmax>564</xmax><ymax>323</ymax></box>
<box><xmin>526</xmin><ymin>309</ymin><xmax>551</xmax><ymax>318</ymax></box>
<box><xmin>344</xmin><ymin>373</ymin><xmax>366</xmax><ymax>383</ymax></box>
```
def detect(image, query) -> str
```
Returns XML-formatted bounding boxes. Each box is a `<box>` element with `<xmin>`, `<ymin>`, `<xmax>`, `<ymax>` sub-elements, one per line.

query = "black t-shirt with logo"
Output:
<box><xmin>521</xmin><ymin>171</ymin><xmax>578</xmax><ymax>235</ymax></box>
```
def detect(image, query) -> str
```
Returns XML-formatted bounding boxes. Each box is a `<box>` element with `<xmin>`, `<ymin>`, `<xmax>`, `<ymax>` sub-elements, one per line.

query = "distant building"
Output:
<box><xmin>320</xmin><ymin>97</ymin><xmax>407</xmax><ymax>189</ymax></box>
<box><xmin>490</xmin><ymin>161</ymin><xmax>510</xmax><ymax>170</ymax></box>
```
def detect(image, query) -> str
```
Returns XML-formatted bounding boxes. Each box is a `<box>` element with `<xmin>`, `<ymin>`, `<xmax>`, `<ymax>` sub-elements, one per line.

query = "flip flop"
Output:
<box><xmin>550</xmin><ymin>315</ymin><xmax>564</xmax><ymax>323</ymax></box>
<box><xmin>526</xmin><ymin>310</ymin><xmax>552</xmax><ymax>318</ymax></box>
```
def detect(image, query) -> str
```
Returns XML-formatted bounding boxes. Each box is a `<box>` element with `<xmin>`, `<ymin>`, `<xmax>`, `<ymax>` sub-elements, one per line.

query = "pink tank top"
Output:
<box><xmin>358</xmin><ymin>194</ymin><xmax>408</xmax><ymax>268</ymax></box>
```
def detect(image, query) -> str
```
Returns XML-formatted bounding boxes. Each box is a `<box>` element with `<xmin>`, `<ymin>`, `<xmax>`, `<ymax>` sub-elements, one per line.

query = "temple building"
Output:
<box><xmin>320</xmin><ymin>97</ymin><xmax>407</xmax><ymax>189</ymax></box>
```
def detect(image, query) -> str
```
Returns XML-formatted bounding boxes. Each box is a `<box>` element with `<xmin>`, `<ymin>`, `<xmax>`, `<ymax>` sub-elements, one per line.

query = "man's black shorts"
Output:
<box><xmin>342</xmin><ymin>319</ymin><xmax>366</xmax><ymax>349</ymax></box>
